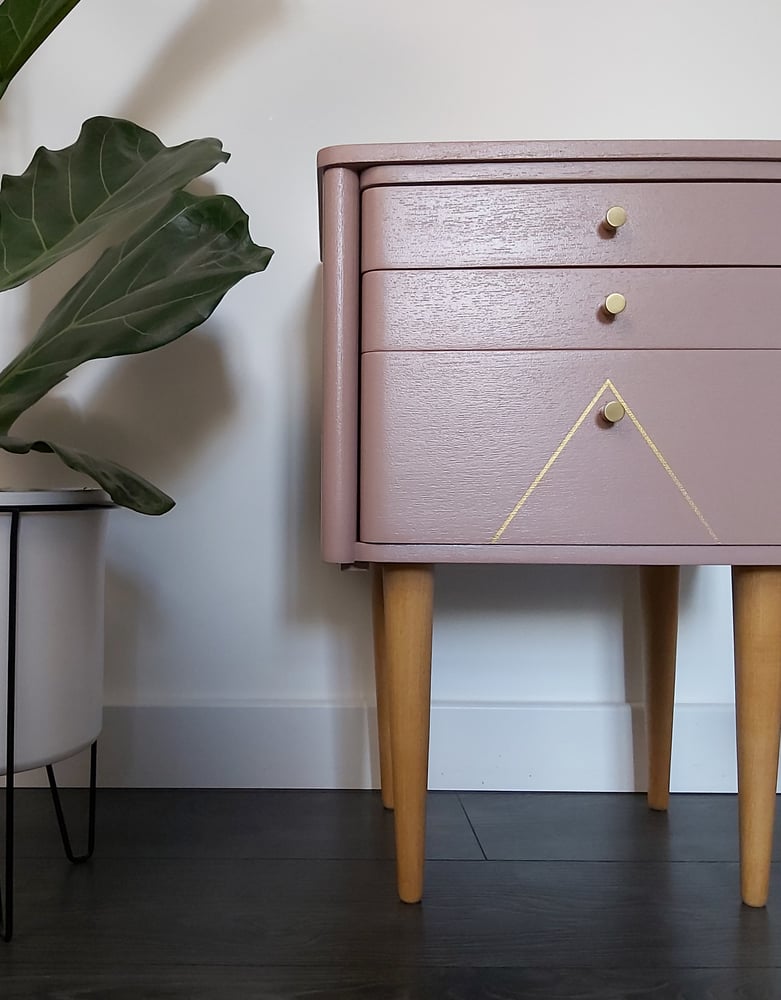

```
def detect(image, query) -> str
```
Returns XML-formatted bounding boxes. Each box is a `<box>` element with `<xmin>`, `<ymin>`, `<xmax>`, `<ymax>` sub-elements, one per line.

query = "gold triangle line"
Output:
<box><xmin>491</xmin><ymin>377</ymin><xmax>720</xmax><ymax>545</ymax></box>
<box><xmin>605</xmin><ymin>379</ymin><xmax>719</xmax><ymax>543</ymax></box>
<box><xmin>491</xmin><ymin>379</ymin><xmax>611</xmax><ymax>543</ymax></box>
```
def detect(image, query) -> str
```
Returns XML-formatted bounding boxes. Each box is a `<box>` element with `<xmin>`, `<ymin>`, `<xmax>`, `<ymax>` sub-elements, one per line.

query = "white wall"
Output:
<box><xmin>1</xmin><ymin>0</ymin><xmax>778</xmax><ymax>789</ymax></box>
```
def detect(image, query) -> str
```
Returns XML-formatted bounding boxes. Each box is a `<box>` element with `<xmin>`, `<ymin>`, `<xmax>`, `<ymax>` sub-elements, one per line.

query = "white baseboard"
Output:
<box><xmin>11</xmin><ymin>700</ymin><xmax>750</xmax><ymax>791</ymax></box>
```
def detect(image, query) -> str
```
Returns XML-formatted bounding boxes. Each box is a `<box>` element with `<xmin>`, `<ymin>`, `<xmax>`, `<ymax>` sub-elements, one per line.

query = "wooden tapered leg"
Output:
<box><xmin>371</xmin><ymin>565</ymin><xmax>394</xmax><ymax>809</ymax></box>
<box><xmin>640</xmin><ymin>565</ymin><xmax>680</xmax><ymax>811</ymax></box>
<box><xmin>382</xmin><ymin>563</ymin><xmax>434</xmax><ymax>904</ymax></box>
<box><xmin>732</xmin><ymin>566</ymin><xmax>781</xmax><ymax>908</ymax></box>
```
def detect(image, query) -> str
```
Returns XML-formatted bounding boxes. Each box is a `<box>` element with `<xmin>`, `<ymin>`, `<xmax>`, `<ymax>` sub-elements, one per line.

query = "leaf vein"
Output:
<box><xmin>97</xmin><ymin>129</ymin><xmax>111</xmax><ymax>196</ymax></box>
<box><xmin>29</xmin><ymin>162</ymin><xmax>47</xmax><ymax>250</ymax></box>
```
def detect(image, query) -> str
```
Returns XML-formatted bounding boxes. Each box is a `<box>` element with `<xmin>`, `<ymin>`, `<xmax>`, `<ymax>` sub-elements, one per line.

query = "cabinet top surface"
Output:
<box><xmin>317</xmin><ymin>139</ymin><xmax>781</xmax><ymax>172</ymax></box>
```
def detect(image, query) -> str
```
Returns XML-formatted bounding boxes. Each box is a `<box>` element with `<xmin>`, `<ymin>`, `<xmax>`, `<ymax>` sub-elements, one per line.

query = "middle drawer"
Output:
<box><xmin>362</xmin><ymin>268</ymin><xmax>781</xmax><ymax>351</ymax></box>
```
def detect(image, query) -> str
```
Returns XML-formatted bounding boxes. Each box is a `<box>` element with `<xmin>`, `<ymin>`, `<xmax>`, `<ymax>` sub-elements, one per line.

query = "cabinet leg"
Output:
<box><xmin>382</xmin><ymin>563</ymin><xmax>434</xmax><ymax>904</ymax></box>
<box><xmin>641</xmin><ymin>565</ymin><xmax>680</xmax><ymax>811</ymax></box>
<box><xmin>371</xmin><ymin>565</ymin><xmax>394</xmax><ymax>809</ymax></box>
<box><xmin>732</xmin><ymin>566</ymin><xmax>781</xmax><ymax>908</ymax></box>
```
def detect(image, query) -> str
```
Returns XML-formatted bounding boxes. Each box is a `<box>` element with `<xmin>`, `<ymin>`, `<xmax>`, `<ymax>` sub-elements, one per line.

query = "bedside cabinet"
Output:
<box><xmin>318</xmin><ymin>140</ymin><xmax>781</xmax><ymax>907</ymax></box>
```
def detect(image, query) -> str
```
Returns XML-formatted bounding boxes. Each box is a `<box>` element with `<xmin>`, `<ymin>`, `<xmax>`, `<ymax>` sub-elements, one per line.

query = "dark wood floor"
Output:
<box><xmin>1</xmin><ymin>789</ymin><xmax>781</xmax><ymax>998</ymax></box>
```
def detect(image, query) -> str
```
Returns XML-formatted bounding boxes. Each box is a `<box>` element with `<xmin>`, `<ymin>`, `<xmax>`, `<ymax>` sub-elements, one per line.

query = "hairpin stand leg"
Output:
<box><xmin>1</xmin><ymin>510</ymin><xmax>20</xmax><ymax>941</ymax></box>
<box><xmin>1</xmin><ymin>744</ymin><xmax>14</xmax><ymax>943</ymax></box>
<box><xmin>1</xmin><ymin>508</ymin><xmax>98</xmax><ymax>942</ymax></box>
<box><xmin>46</xmin><ymin>742</ymin><xmax>97</xmax><ymax>864</ymax></box>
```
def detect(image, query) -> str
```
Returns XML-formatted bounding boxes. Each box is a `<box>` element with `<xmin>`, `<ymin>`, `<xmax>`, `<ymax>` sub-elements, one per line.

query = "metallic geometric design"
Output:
<box><xmin>491</xmin><ymin>378</ymin><xmax>719</xmax><ymax>544</ymax></box>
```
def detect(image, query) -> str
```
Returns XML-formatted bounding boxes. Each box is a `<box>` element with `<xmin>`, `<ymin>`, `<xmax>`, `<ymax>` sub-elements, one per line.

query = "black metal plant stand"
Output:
<box><xmin>1</xmin><ymin>509</ymin><xmax>98</xmax><ymax>942</ymax></box>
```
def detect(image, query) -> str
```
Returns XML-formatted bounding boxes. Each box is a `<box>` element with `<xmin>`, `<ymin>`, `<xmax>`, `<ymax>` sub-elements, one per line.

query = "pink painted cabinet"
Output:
<box><xmin>318</xmin><ymin>141</ymin><xmax>781</xmax><ymax>906</ymax></box>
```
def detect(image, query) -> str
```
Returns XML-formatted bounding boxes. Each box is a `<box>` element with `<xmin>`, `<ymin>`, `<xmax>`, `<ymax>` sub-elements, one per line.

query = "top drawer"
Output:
<box><xmin>362</xmin><ymin>182</ymin><xmax>781</xmax><ymax>270</ymax></box>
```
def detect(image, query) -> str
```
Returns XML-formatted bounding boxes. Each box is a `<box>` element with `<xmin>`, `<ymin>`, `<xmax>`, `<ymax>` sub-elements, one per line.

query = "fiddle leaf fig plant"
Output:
<box><xmin>0</xmin><ymin>0</ymin><xmax>272</xmax><ymax>513</ymax></box>
<box><xmin>0</xmin><ymin>0</ymin><xmax>79</xmax><ymax>99</ymax></box>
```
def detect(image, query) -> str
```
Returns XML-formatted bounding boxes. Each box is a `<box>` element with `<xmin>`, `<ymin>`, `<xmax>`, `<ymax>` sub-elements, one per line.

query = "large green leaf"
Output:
<box><xmin>0</xmin><ymin>116</ymin><xmax>229</xmax><ymax>291</ymax></box>
<box><xmin>0</xmin><ymin>190</ymin><xmax>272</xmax><ymax>431</ymax></box>
<box><xmin>0</xmin><ymin>433</ymin><xmax>174</xmax><ymax>514</ymax></box>
<box><xmin>0</xmin><ymin>0</ymin><xmax>81</xmax><ymax>99</ymax></box>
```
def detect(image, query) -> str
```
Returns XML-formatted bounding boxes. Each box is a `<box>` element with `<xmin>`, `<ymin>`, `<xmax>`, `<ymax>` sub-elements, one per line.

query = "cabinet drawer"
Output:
<box><xmin>360</xmin><ymin>350</ymin><xmax>781</xmax><ymax>546</ymax></box>
<box><xmin>362</xmin><ymin>183</ymin><xmax>781</xmax><ymax>269</ymax></box>
<box><xmin>363</xmin><ymin>268</ymin><xmax>781</xmax><ymax>351</ymax></box>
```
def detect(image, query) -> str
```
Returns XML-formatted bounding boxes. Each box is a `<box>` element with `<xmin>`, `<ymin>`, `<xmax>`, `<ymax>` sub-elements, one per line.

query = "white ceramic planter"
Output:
<box><xmin>0</xmin><ymin>490</ymin><xmax>110</xmax><ymax>775</ymax></box>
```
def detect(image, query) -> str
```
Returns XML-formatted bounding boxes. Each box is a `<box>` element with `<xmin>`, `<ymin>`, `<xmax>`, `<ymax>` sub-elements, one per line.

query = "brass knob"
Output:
<box><xmin>604</xmin><ymin>206</ymin><xmax>628</xmax><ymax>231</ymax></box>
<box><xmin>603</xmin><ymin>292</ymin><xmax>627</xmax><ymax>316</ymax></box>
<box><xmin>601</xmin><ymin>400</ymin><xmax>625</xmax><ymax>425</ymax></box>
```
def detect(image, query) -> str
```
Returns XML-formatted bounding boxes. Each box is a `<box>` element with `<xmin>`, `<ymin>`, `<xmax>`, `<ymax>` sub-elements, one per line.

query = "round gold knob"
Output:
<box><xmin>601</xmin><ymin>400</ymin><xmax>625</xmax><ymax>425</ymax></box>
<box><xmin>603</xmin><ymin>292</ymin><xmax>627</xmax><ymax>316</ymax></box>
<box><xmin>604</xmin><ymin>206</ymin><xmax>628</xmax><ymax>231</ymax></box>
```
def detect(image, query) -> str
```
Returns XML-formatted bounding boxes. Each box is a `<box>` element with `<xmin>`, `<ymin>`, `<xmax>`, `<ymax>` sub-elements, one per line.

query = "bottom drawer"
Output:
<box><xmin>360</xmin><ymin>350</ymin><xmax>781</xmax><ymax>546</ymax></box>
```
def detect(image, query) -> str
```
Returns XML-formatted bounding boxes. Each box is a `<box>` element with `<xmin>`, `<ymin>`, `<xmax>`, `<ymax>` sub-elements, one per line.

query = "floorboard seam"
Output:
<box><xmin>455</xmin><ymin>793</ymin><xmax>488</xmax><ymax>860</ymax></box>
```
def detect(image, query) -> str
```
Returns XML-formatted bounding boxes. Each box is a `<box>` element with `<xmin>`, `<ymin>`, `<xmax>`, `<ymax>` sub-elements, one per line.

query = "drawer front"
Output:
<box><xmin>363</xmin><ymin>268</ymin><xmax>781</xmax><ymax>351</ymax></box>
<box><xmin>360</xmin><ymin>350</ymin><xmax>781</xmax><ymax>546</ymax></box>
<box><xmin>362</xmin><ymin>183</ymin><xmax>781</xmax><ymax>269</ymax></box>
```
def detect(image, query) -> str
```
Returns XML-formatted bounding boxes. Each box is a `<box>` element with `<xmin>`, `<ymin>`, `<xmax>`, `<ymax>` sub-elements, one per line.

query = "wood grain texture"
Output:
<box><xmin>457</xmin><ymin>791</ymin><xmax>780</xmax><ymax>862</ymax></box>
<box><xmin>641</xmin><ymin>566</ymin><xmax>680</xmax><ymax>812</ymax></box>
<box><xmin>354</xmin><ymin>541</ymin><xmax>781</xmax><ymax>565</ymax></box>
<box><xmin>318</xmin><ymin>138</ymin><xmax>781</xmax><ymax>174</ymax></box>
<box><xmin>371</xmin><ymin>566</ymin><xmax>394</xmax><ymax>810</ymax></box>
<box><xmin>360</xmin><ymin>350</ymin><xmax>781</xmax><ymax>547</ymax></box>
<box><xmin>5</xmin><ymin>967</ymin><xmax>781</xmax><ymax>999</ymax></box>
<box><xmin>382</xmin><ymin>564</ymin><xmax>434</xmax><ymax>903</ymax></box>
<box><xmin>361</xmin><ymin>159</ymin><xmax>781</xmax><ymax>185</ymax></box>
<box><xmin>362</xmin><ymin>183</ymin><xmax>781</xmax><ymax>270</ymax></box>
<box><xmin>732</xmin><ymin>567</ymin><xmax>781</xmax><ymax>907</ymax></box>
<box><xmin>318</xmin><ymin>140</ymin><xmax>781</xmax><ymax>254</ymax></box>
<box><xmin>5</xmin><ymin>788</ymin><xmax>482</xmax><ymax>862</ymax></box>
<box><xmin>363</xmin><ymin>267</ymin><xmax>781</xmax><ymax>352</ymax></box>
<box><xmin>2</xmin><ymin>856</ymin><xmax>779</xmax><ymax>968</ymax></box>
<box><xmin>321</xmin><ymin>168</ymin><xmax>360</xmax><ymax>563</ymax></box>
<box><xmin>5</xmin><ymin>791</ymin><xmax>781</xmax><ymax>991</ymax></box>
